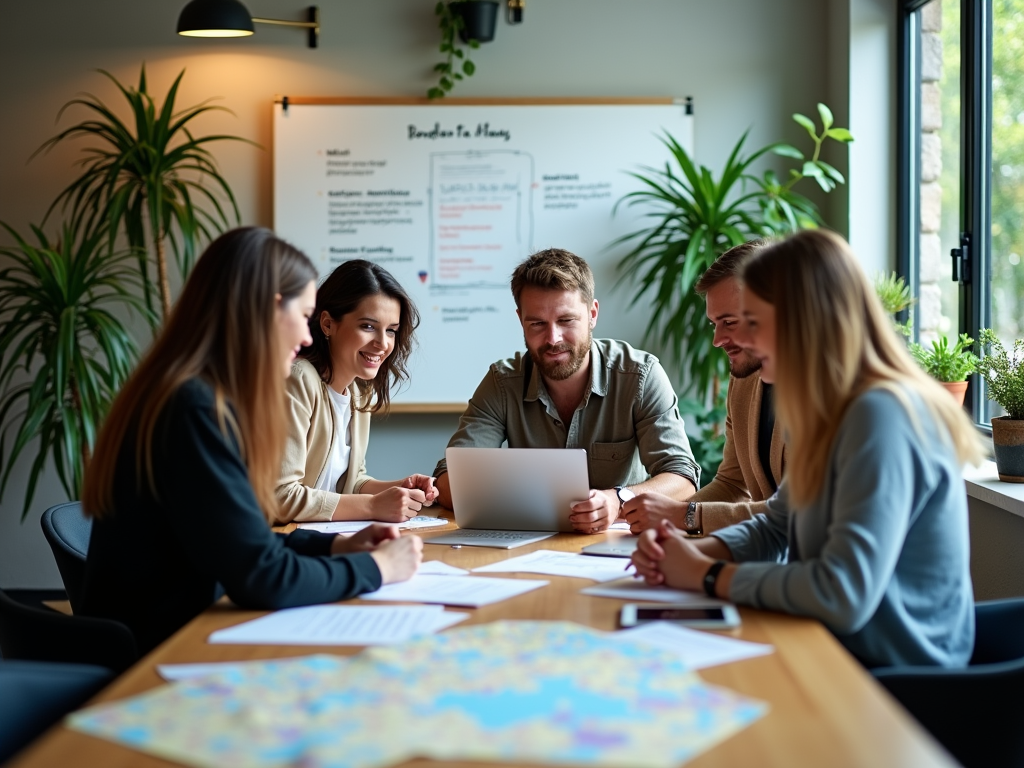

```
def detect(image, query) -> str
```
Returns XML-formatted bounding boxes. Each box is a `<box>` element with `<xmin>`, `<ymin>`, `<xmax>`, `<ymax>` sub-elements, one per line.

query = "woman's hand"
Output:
<box><xmin>622</xmin><ymin>492</ymin><xmax>686</xmax><ymax>534</ymax></box>
<box><xmin>401</xmin><ymin>474</ymin><xmax>439</xmax><ymax>507</ymax></box>
<box><xmin>369</xmin><ymin>486</ymin><xmax>425</xmax><ymax>522</ymax></box>
<box><xmin>331</xmin><ymin>523</ymin><xmax>400</xmax><ymax>555</ymax></box>
<box><xmin>369</xmin><ymin>535</ymin><xmax>423</xmax><ymax>584</ymax></box>
<box><xmin>631</xmin><ymin>520</ymin><xmax>716</xmax><ymax>590</ymax></box>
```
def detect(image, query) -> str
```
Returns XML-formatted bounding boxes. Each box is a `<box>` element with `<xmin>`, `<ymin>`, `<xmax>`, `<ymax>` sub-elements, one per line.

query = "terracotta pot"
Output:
<box><xmin>991</xmin><ymin>417</ymin><xmax>1024</xmax><ymax>483</ymax></box>
<box><xmin>940</xmin><ymin>380</ymin><xmax>969</xmax><ymax>407</ymax></box>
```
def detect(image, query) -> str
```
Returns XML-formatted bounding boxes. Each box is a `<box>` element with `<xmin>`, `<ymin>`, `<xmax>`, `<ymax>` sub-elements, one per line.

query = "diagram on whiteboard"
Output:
<box><xmin>429</xmin><ymin>150</ymin><xmax>534</xmax><ymax>289</ymax></box>
<box><xmin>273</xmin><ymin>102</ymin><xmax>693</xmax><ymax>404</ymax></box>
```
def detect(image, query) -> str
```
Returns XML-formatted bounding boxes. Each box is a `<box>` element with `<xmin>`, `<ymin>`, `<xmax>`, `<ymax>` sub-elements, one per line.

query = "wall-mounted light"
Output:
<box><xmin>507</xmin><ymin>0</ymin><xmax>524</xmax><ymax>25</ymax></box>
<box><xmin>177</xmin><ymin>0</ymin><xmax>320</xmax><ymax>48</ymax></box>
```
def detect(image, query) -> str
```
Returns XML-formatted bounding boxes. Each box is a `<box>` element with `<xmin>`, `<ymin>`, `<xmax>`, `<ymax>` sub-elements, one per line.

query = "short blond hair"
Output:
<box><xmin>742</xmin><ymin>229</ymin><xmax>984</xmax><ymax>506</ymax></box>
<box><xmin>510</xmin><ymin>248</ymin><xmax>595</xmax><ymax>308</ymax></box>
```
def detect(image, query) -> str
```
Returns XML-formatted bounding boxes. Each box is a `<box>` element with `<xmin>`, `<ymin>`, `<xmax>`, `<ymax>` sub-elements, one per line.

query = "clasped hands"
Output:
<box><xmin>630</xmin><ymin>519</ymin><xmax>717</xmax><ymax>592</ymax></box>
<box><xmin>368</xmin><ymin>474</ymin><xmax>439</xmax><ymax>522</ymax></box>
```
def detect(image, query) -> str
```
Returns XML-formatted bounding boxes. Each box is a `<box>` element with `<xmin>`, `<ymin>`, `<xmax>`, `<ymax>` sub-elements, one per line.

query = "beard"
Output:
<box><xmin>729</xmin><ymin>350</ymin><xmax>762</xmax><ymax>379</ymax></box>
<box><xmin>528</xmin><ymin>332</ymin><xmax>591</xmax><ymax>381</ymax></box>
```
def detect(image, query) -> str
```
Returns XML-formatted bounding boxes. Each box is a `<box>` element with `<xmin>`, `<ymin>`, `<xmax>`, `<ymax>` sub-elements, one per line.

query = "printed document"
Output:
<box><xmin>472</xmin><ymin>549</ymin><xmax>632</xmax><ymax>582</ymax></box>
<box><xmin>361</xmin><ymin>574</ymin><xmax>548</xmax><ymax>607</ymax></box>
<box><xmin>613</xmin><ymin>622</ymin><xmax>773</xmax><ymax>670</ymax></box>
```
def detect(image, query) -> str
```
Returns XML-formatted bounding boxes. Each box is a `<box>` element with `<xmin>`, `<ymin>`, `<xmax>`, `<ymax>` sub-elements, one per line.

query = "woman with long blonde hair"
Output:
<box><xmin>632</xmin><ymin>229</ymin><xmax>983</xmax><ymax>668</ymax></box>
<box><xmin>80</xmin><ymin>228</ymin><xmax>421</xmax><ymax>654</ymax></box>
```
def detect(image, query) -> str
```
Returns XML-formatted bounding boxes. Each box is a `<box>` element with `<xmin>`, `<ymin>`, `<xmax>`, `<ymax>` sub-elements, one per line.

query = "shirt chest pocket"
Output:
<box><xmin>591</xmin><ymin>438</ymin><xmax>637</xmax><ymax>463</ymax></box>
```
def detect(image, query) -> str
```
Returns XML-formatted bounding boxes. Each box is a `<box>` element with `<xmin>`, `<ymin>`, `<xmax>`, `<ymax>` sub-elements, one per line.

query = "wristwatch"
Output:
<box><xmin>615</xmin><ymin>485</ymin><xmax>635</xmax><ymax>511</ymax></box>
<box><xmin>682</xmin><ymin>501</ymin><xmax>703</xmax><ymax>537</ymax></box>
<box><xmin>703</xmin><ymin>560</ymin><xmax>727</xmax><ymax>598</ymax></box>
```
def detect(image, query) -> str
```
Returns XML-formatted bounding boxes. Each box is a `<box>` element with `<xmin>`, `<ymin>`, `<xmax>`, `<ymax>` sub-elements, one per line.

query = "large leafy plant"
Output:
<box><xmin>36</xmin><ymin>65</ymin><xmax>248</xmax><ymax>323</ymax></box>
<box><xmin>0</xmin><ymin>221</ymin><xmax>151</xmax><ymax>519</ymax></box>
<box><xmin>614</xmin><ymin>104</ymin><xmax>852</xmax><ymax>402</ymax></box>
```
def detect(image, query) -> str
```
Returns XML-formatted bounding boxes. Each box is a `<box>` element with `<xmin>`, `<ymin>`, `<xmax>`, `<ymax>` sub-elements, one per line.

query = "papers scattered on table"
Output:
<box><xmin>208</xmin><ymin>604</ymin><xmax>467</xmax><ymax>645</ymax></box>
<box><xmin>613</xmin><ymin>622</ymin><xmax>774</xmax><ymax>670</ymax></box>
<box><xmin>472</xmin><ymin>549</ymin><xmax>632</xmax><ymax>582</ymax></box>
<box><xmin>416</xmin><ymin>560</ymin><xmax>469</xmax><ymax>576</ymax></box>
<box><xmin>581</xmin><ymin>577</ymin><xmax>726</xmax><ymax>605</ymax></box>
<box><xmin>297</xmin><ymin>515</ymin><xmax>448</xmax><ymax>535</ymax></box>
<box><xmin>361</xmin><ymin>574</ymin><xmax>548</xmax><ymax>607</ymax></box>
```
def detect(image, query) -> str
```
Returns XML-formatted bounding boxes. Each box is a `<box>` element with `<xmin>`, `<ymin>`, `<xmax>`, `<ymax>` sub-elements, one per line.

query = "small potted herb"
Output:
<box><xmin>977</xmin><ymin>329</ymin><xmax>1024</xmax><ymax>482</ymax></box>
<box><xmin>909</xmin><ymin>333</ymin><xmax>979</xmax><ymax>406</ymax></box>
<box><xmin>874</xmin><ymin>271</ymin><xmax>914</xmax><ymax>338</ymax></box>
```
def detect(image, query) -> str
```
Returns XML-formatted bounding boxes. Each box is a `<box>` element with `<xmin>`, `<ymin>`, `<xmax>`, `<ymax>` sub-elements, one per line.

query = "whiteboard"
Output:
<box><xmin>273</xmin><ymin>99</ymin><xmax>693</xmax><ymax>408</ymax></box>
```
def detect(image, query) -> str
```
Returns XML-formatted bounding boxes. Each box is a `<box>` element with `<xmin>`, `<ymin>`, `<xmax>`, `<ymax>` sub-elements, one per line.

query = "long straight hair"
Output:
<box><xmin>300</xmin><ymin>259</ymin><xmax>418</xmax><ymax>413</ymax></box>
<box><xmin>741</xmin><ymin>229</ymin><xmax>984</xmax><ymax>506</ymax></box>
<box><xmin>82</xmin><ymin>227</ymin><xmax>317</xmax><ymax>521</ymax></box>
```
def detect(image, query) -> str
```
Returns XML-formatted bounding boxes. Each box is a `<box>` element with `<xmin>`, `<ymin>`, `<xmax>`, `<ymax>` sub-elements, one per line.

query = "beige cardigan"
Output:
<box><xmin>274</xmin><ymin>359</ymin><xmax>373</xmax><ymax>524</ymax></box>
<box><xmin>690</xmin><ymin>373</ymin><xmax>786</xmax><ymax>533</ymax></box>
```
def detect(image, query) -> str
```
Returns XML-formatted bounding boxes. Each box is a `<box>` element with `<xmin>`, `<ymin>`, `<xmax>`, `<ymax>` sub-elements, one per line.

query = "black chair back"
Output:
<box><xmin>0</xmin><ymin>588</ymin><xmax>137</xmax><ymax>673</ymax></box>
<box><xmin>39</xmin><ymin>501</ymin><xmax>91</xmax><ymax>613</ymax></box>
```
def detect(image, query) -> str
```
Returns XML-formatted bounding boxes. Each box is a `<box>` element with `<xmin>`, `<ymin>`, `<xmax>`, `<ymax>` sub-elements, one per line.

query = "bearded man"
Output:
<box><xmin>433</xmin><ymin>248</ymin><xmax>699</xmax><ymax>533</ymax></box>
<box><xmin>622</xmin><ymin>239</ymin><xmax>788</xmax><ymax>538</ymax></box>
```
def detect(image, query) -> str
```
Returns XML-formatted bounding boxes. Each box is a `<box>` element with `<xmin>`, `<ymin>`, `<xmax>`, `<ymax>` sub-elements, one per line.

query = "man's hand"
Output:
<box><xmin>569</xmin><ymin>489</ymin><xmax>620</xmax><ymax>533</ymax></box>
<box><xmin>400</xmin><ymin>475</ymin><xmax>438</xmax><ymax>507</ymax></box>
<box><xmin>631</xmin><ymin>520</ymin><xmax>715</xmax><ymax>590</ymax></box>
<box><xmin>369</xmin><ymin>487</ymin><xmax>425</xmax><ymax>522</ymax></box>
<box><xmin>330</xmin><ymin>523</ymin><xmax>400</xmax><ymax>555</ymax></box>
<box><xmin>622</xmin><ymin>492</ymin><xmax>686</xmax><ymax>534</ymax></box>
<box><xmin>370</xmin><ymin>535</ymin><xmax>424</xmax><ymax>584</ymax></box>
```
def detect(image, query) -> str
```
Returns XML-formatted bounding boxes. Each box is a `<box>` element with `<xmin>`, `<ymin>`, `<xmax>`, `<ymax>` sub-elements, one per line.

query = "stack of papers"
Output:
<box><xmin>581</xmin><ymin>577</ymin><xmax>727</xmax><ymax>605</ymax></box>
<box><xmin>472</xmin><ymin>549</ymin><xmax>632</xmax><ymax>582</ymax></box>
<box><xmin>361</xmin><ymin>574</ymin><xmax>548</xmax><ymax>607</ymax></box>
<box><xmin>208</xmin><ymin>604</ymin><xmax>467</xmax><ymax>645</ymax></box>
<box><xmin>296</xmin><ymin>516</ymin><xmax>448</xmax><ymax>534</ymax></box>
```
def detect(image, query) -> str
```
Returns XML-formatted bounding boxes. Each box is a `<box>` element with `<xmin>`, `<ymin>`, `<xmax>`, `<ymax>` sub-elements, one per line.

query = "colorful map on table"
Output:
<box><xmin>68</xmin><ymin>621</ymin><xmax>767</xmax><ymax>768</ymax></box>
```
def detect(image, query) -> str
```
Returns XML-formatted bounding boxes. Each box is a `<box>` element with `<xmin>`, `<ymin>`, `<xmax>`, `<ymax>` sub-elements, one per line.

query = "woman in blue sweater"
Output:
<box><xmin>80</xmin><ymin>228</ymin><xmax>422</xmax><ymax>654</ymax></box>
<box><xmin>631</xmin><ymin>230</ymin><xmax>984</xmax><ymax>668</ymax></box>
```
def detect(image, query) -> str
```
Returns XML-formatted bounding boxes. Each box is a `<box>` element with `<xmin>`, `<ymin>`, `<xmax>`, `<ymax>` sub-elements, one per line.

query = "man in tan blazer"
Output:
<box><xmin>623</xmin><ymin>239</ymin><xmax>786</xmax><ymax>536</ymax></box>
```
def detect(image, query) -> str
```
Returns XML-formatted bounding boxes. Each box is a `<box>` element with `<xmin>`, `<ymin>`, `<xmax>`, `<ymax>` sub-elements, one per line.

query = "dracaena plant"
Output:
<box><xmin>35</xmin><ymin>65</ymin><xmax>249</xmax><ymax>323</ymax></box>
<box><xmin>0</xmin><ymin>220</ymin><xmax>152</xmax><ymax>519</ymax></box>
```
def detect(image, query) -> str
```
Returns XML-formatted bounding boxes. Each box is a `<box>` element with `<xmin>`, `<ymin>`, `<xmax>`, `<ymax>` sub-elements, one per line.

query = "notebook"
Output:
<box><xmin>441</xmin><ymin>447</ymin><xmax>591</xmax><ymax>540</ymax></box>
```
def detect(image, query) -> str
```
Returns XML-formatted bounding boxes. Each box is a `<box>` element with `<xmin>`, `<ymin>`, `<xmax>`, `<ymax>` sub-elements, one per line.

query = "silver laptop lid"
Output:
<box><xmin>444</xmin><ymin>447</ymin><xmax>590</xmax><ymax>533</ymax></box>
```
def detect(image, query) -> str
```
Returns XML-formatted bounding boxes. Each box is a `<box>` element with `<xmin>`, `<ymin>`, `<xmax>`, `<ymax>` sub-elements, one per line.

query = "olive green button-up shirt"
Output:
<box><xmin>434</xmin><ymin>338</ymin><xmax>700</xmax><ymax>490</ymax></box>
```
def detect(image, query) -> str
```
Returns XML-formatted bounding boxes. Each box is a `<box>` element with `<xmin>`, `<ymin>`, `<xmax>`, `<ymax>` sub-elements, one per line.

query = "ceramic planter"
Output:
<box><xmin>991</xmin><ymin>417</ymin><xmax>1024</xmax><ymax>483</ymax></box>
<box><xmin>454</xmin><ymin>0</ymin><xmax>499</xmax><ymax>43</ymax></box>
<box><xmin>940</xmin><ymin>380</ymin><xmax>969</xmax><ymax>407</ymax></box>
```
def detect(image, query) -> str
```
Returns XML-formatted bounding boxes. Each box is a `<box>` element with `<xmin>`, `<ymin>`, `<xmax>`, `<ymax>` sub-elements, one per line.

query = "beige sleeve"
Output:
<box><xmin>343</xmin><ymin>401</ymin><xmax>373</xmax><ymax>494</ymax></box>
<box><xmin>696</xmin><ymin>499</ymin><xmax>768</xmax><ymax>535</ymax></box>
<box><xmin>690</xmin><ymin>381</ymin><xmax>752</xmax><ymax>504</ymax></box>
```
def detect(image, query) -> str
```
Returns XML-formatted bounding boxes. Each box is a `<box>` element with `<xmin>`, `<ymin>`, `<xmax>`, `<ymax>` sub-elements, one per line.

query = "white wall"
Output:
<box><xmin>0</xmin><ymin>0</ymin><xmax>881</xmax><ymax>587</ymax></box>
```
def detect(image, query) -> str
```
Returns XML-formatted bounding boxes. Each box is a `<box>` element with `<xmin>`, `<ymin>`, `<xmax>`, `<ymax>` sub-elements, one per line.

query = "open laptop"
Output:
<box><xmin>427</xmin><ymin>447</ymin><xmax>590</xmax><ymax>547</ymax></box>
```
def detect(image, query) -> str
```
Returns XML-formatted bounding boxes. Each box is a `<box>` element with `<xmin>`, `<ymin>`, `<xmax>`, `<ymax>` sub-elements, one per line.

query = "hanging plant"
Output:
<box><xmin>35</xmin><ymin>65</ymin><xmax>252</xmax><ymax>324</ymax></box>
<box><xmin>427</xmin><ymin>1</ymin><xmax>498</xmax><ymax>99</ymax></box>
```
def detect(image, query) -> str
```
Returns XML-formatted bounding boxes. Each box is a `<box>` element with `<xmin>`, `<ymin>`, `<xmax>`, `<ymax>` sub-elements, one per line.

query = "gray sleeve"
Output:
<box><xmin>724</xmin><ymin>391</ymin><xmax>921</xmax><ymax>635</ymax></box>
<box><xmin>711</xmin><ymin>482</ymin><xmax>792</xmax><ymax>561</ymax></box>
<box><xmin>433</xmin><ymin>366</ymin><xmax>509</xmax><ymax>477</ymax></box>
<box><xmin>634</xmin><ymin>360</ymin><xmax>701</xmax><ymax>485</ymax></box>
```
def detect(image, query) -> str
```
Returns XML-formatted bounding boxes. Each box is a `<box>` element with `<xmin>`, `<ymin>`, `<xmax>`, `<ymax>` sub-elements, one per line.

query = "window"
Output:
<box><xmin>900</xmin><ymin>0</ymin><xmax>1024</xmax><ymax>424</ymax></box>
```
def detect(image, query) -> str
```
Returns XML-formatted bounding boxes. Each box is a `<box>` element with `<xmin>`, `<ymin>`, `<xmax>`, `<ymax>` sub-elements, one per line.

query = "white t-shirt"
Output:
<box><xmin>314</xmin><ymin>386</ymin><xmax>352</xmax><ymax>492</ymax></box>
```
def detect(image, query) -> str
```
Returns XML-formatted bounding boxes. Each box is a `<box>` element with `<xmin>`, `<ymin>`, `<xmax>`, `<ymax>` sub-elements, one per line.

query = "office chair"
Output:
<box><xmin>0</xmin><ymin>659</ymin><xmax>113</xmax><ymax>763</ymax></box>
<box><xmin>872</xmin><ymin>598</ymin><xmax>1024</xmax><ymax>768</ymax></box>
<box><xmin>0</xmin><ymin>588</ymin><xmax>137</xmax><ymax>674</ymax></box>
<box><xmin>39</xmin><ymin>501</ymin><xmax>91</xmax><ymax>613</ymax></box>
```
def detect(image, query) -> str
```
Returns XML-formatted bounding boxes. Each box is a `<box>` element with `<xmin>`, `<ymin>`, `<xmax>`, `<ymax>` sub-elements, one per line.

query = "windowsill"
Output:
<box><xmin>964</xmin><ymin>461</ymin><xmax>1024</xmax><ymax>519</ymax></box>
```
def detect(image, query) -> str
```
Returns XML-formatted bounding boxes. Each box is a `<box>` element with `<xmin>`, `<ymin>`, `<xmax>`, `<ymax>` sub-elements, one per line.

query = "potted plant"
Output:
<box><xmin>874</xmin><ymin>271</ymin><xmax>914</xmax><ymax>338</ymax></box>
<box><xmin>35</xmin><ymin>65</ymin><xmax>249</xmax><ymax>324</ymax></box>
<box><xmin>427</xmin><ymin>1</ymin><xmax>498</xmax><ymax>99</ymax></box>
<box><xmin>0</xmin><ymin>220</ymin><xmax>152</xmax><ymax>519</ymax></box>
<box><xmin>977</xmin><ymin>329</ymin><xmax>1024</xmax><ymax>483</ymax></box>
<box><xmin>909</xmin><ymin>333</ymin><xmax>979</xmax><ymax>406</ymax></box>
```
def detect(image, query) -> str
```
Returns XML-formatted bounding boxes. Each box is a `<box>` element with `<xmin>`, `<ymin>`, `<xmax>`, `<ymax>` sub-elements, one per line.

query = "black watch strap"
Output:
<box><xmin>703</xmin><ymin>560</ymin><xmax>727</xmax><ymax>598</ymax></box>
<box><xmin>682</xmin><ymin>501</ymin><xmax>702</xmax><ymax>536</ymax></box>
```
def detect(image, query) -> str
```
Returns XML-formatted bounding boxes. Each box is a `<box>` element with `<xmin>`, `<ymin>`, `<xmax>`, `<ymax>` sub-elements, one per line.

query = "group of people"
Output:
<box><xmin>79</xmin><ymin>225</ymin><xmax>983</xmax><ymax>671</ymax></box>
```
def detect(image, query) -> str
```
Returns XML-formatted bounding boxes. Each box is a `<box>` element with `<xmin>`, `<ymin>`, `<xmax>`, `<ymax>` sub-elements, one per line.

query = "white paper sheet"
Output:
<box><xmin>416</xmin><ymin>561</ymin><xmax>469</xmax><ymax>576</ymax></box>
<box><xmin>297</xmin><ymin>516</ymin><xmax>448</xmax><ymax>535</ymax></box>
<box><xmin>607</xmin><ymin>521</ymin><xmax>633</xmax><ymax>531</ymax></box>
<box><xmin>613</xmin><ymin>622</ymin><xmax>774</xmax><ymax>670</ymax></box>
<box><xmin>581</xmin><ymin>578</ymin><xmax>727</xmax><ymax>605</ymax></box>
<box><xmin>208</xmin><ymin>605</ymin><xmax>468</xmax><ymax>645</ymax></box>
<box><xmin>361</xmin><ymin>574</ymin><xmax>548</xmax><ymax>607</ymax></box>
<box><xmin>472</xmin><ymin>549</ymin><xmax>634</xmax><ymax>582</ymax></box>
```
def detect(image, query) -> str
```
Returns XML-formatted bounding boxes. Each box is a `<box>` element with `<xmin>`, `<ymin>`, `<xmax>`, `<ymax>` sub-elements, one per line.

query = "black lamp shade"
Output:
<box><xmin>177</xmin><ymin>0</ymin><xmax>255</xmax><ymax>37</ymax></box>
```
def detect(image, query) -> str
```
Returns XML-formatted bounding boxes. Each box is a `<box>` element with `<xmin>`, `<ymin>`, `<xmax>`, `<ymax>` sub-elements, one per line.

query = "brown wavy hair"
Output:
<box><xmin>510</xmin><ymin>248</ymin><xmax>595</xmax><ymax>308</ymax></box>
<box><xmin>82</xmin><ymin>227</ymin><xmax>317</xmax><ymax>521</ymax></box>
<box><xmin>300</xmin><ymin>259</ymin><xmax>419</xmax><ymax>414</ymax></box>
<box><xmin>741</xmin><ymin>229</ymin><xmax>983</xmax><ymax>506</ymax></box>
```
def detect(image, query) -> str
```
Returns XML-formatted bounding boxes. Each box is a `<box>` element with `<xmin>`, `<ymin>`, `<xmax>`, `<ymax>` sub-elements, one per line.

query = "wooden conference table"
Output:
<box><xmin>11</xmin><ymin>520</ymin><xmax>957</xmax><ymax>768</ymax></box>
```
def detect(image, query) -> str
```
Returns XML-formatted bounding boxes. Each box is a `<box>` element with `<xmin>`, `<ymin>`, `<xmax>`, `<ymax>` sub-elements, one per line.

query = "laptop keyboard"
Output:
<box><xmin>458</xmin><ymin>530</ymin><xmax>546</xmax><ymax>540</ymax></box>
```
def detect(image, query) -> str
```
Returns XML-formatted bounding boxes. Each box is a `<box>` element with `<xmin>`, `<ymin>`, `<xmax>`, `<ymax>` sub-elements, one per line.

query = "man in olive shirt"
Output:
<box><xmin>434</xmin><ymin>248</ymin><xmax>700</xmax><ymax>533</ymax></box>
<box><xmin>623</xmin><ymin>239</ymin><xmax>786</xmax><ymax>536</ymax></box>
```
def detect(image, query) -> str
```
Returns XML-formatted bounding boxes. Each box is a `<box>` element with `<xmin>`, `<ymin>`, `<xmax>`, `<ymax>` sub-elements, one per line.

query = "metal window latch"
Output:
<box><xmin>951</xmin><ymin>233</ymin><xmax>970</xmax><ymax>285</ymax></box>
